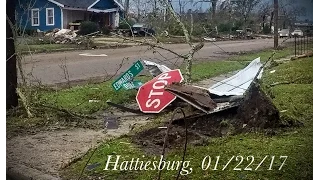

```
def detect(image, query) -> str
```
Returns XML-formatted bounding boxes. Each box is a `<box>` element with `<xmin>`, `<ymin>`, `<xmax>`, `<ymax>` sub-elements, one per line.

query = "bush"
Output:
<box><xmin>166</xmin><ymin>22</ymin><xmax>189</xmax><ymax>36</ymax></box>
<box><xmin>78</xmin><ymin>21</ymin><xmax>99</xmax><ymax>35</ymax></box>
<box><xmin>101</xmin><ymin>25</ymin><xmax>112</xmax><ymax>35</ymax></box>
<box><xmin>262</xmin><ymin>26</ymin><xmax>271</xmax><ymax>34</ymax></box>
<box><xmin>218</xmin><ymin>23</ymin><xmax>232</xmax><ymax>33</ymax></box>
<box><xmin>118</xmin><ymin>18</ymin><xmax>135</xmax><ymax>29</ymax></box>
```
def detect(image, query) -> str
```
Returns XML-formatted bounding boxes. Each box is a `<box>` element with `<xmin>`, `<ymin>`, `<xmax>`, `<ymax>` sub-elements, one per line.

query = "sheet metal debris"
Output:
<box><xmin>142</xmin><ymin>60</ymin><xmax>171</xmax><ymax>77</ymax></box>
<box><xmin>208</xmin><ymin>57</ymin><xmax>263</xmax><ymax>96</ymax></box>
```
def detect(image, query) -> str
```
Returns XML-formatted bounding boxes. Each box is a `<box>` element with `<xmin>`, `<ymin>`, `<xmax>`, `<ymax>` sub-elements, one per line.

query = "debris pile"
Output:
<box><xmin>110</xmin><ymin>58</ymin><xmax>286</xmax><ymax>154</ymax></box>
<box><xmin>109</xmin><ymin>58</ymin><xmax>273</xmax><ymax>117</ymax></box>
<box><xmin>44</xmin><ymin>28</ymin><xmax>79</xmax><ymax>44</ymax></box>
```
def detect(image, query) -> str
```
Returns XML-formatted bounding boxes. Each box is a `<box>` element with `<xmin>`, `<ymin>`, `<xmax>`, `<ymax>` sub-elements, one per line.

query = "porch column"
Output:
<box><xmin>114</xmin><ymin>12</ymin><xmax>119</xmax><ymax>28</ymax></box>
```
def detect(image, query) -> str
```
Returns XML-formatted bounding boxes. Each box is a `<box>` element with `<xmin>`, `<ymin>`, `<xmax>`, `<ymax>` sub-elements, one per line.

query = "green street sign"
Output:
<box><xmin>112</xmin><ymin>60</ymin><xmax>144</xmax><ymax>91</ymax></box>
<box><xmin>122</xmin><ymin>80</ymin><xmax>143</xmax><ymax>90</ymax></box>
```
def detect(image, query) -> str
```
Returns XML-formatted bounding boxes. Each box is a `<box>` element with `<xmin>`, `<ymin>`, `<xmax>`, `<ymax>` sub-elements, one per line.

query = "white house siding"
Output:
<box><xmin>62</xmin><ymin>9</ymin><xmax>86</xmax><ymax>29</ymax></box>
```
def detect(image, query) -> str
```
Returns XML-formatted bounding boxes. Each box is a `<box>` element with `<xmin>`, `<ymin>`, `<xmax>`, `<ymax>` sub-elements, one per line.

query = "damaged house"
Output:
<box><xmin>17</xmin><ymin>0</ymin><xmax>124</xmax><ymax>32</ymax></box>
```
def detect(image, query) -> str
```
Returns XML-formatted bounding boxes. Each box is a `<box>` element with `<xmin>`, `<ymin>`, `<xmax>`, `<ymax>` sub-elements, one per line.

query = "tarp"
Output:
<box><xmin>208</xmin><ymin>57</ymin><xmax>263</xmax><ymax>96</ymax></box>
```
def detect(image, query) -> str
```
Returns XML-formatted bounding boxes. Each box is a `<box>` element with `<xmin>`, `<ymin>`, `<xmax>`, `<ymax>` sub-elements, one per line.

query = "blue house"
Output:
<box><xmin>17</xmin><ymin>0</ymin><xmax>124</xmax><ymax>32</ymax></box>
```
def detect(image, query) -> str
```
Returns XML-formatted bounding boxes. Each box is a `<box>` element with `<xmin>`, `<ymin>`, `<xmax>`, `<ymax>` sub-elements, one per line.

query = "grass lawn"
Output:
<box><xmin>61</xmin><ymin>56</ymin><xmax>313</xmax><ymax>179</ymax></box>
<box><xmin>17</xmin><ymin>44</ymin><xmax>82</xmax><ymax>54</ymax></box>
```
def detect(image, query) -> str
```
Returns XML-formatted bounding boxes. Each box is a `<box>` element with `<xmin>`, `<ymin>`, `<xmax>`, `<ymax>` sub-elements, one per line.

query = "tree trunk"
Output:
<box><xmin>6</xmin><ymin>0</ymin><xmax>18</xmax><ymax>109</ymax></box>
<box><xmin>269</xmin><ymin>11</ymin><xmax>274</xmax><ymax>32</ymax></box>
<box><xmin>137</xmin><ymin>0</ymin><xmax>141</xmax><ymax>22</ymax></box>
<box><xmin>211</xmin><ymin>0</ymin><xmax>217</xmax><ymax>20</ymax></box>
<box><xmin>274</xmin><ymin>0</ymin><xmax>278</xmax><ymax>49</ymax></box>
<box><xmin>125</xmin><ymin>0</ymin><xmax>129</xmax><ymax>18</ymax></box>
<box><xmin>179</xmin><ymin>0</ymin><xmax>182</xmax><ymax>17</ymax></box>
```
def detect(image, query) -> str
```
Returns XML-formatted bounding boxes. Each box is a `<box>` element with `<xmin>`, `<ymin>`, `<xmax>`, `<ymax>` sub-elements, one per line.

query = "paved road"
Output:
<box><xmin>22</xmin><ymin>38</ymin><xmax>283</xmax><ymax>85</ymax></box>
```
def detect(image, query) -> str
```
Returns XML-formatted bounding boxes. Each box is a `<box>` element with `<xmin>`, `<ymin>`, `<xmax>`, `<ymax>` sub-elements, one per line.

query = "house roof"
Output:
<box><xmin>50</xmin><ymin>0</ymin><xmax>97</xmax><ymax>9</ymax></box>
<box><xmin>49</xmin><ymin>0</ymin><xmax>124</xmax><ymax>10</ymax></box>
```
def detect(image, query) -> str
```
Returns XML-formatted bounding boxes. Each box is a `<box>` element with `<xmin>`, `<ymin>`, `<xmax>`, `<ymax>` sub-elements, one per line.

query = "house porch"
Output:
<box><xmin>62</xmin><ymin>9</ymin><xmax>118</xmax><ymax>30</ymax></box>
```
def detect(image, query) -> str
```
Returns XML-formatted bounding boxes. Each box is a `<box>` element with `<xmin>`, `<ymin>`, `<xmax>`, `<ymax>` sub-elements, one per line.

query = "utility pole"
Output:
<box><xmin>137</xmin><ymin>0</ymin><xmax>140</xmax><ymax>22</ymax></box>
<box><xmin>274</xmin><ymin>0</ymin><xmax>278</xmax><ymax>49</ymax></box>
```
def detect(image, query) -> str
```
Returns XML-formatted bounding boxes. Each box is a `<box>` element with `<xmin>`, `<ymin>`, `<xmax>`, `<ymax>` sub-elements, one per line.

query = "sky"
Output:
<box><xmin>171</xmin><ymin>0</ymin><xmax>313</xmax><ymax>22</ymax></box>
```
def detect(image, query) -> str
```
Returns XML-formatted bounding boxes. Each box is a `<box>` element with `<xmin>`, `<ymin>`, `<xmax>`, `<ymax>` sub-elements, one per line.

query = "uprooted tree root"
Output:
<box><xmin>132</xmin><ymin>83</ymin><xmax>294</xmax><ymax>155</ymax></box>
<box><xmin>234</xmin><ymin>82</ymin><xmax>281</xmax><ymax>132</ymax></box>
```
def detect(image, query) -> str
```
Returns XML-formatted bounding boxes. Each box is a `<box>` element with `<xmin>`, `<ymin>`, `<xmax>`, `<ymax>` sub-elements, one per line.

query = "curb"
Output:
<box><xmin>7</xmin><ymin>163</ymin><xmax>61</xmax><ymax>180</ymax></box>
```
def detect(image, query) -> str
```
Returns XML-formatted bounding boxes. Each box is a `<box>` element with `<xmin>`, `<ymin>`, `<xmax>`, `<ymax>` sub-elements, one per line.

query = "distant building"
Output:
<box><xmin>17</xmin><ymin>0</ymin><xmax>124</xmax><ymax>31</ymax></box>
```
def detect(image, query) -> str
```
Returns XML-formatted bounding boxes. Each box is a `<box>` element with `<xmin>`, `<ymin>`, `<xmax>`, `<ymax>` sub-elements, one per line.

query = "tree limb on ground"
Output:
<box><xmin>290</xmin><ymin>52</ymin><xmax>313</xmax><ymax>60</ymax></box>
<box><xmin>36</xmin><ymin>104</ymin><xmax>97</xmax><ymax>119</ymax></box>
<box><xmin>16</xmin><ymin>88</ymin><xmax>33</xmax><ymax>118</ymax></box>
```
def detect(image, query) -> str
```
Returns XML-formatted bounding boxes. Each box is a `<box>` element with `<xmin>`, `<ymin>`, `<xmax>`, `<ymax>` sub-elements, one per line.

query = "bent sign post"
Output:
<box><xmin>112</xmin><ymin>60</ymin><xmax>144</xmax><ymax>91</ymax></box>
<box><xmin>136</xmin><ymin>69</ymin><xmax>184</xmax><ymax>113</ymax></box>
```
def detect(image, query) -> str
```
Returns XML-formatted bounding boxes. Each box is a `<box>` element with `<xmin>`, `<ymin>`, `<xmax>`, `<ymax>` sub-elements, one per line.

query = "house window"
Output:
<box><xmin>31</xmin><ymin>9</ymin><xmax>39</xmax><ymax>26</ymax></box>
<box><xmin>46</xmin><ymin>8</ymin><xmax>54</xmax><ymax>26</ymax></box>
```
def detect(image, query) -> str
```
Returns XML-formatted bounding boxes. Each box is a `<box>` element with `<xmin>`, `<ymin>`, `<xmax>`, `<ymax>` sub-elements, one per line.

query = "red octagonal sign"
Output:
<box><xmin>136</xmin><ymin>69</ymin><xmax>184</xmax><ymax>113</ymax></box>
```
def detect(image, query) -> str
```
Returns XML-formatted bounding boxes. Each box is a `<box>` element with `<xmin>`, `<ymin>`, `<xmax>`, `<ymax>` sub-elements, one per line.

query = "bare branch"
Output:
<box><xmin>163</xmin><ymin>0</ymin><xmax>192</xmax><ymax>47</ymax></box>
<box><xmin>111</xmin><ymin>33</ymin><xmax>187</xmax><ymax>59</ymax></box>
<box><xmin>104</xmin><ymin>57</ymin><xmax>127</xmax><ymax>81</ymax></box>
<box><xmin>16</xmin><ymin>88</ymin><xmax>33</xmax><ymax>118</ymax></box>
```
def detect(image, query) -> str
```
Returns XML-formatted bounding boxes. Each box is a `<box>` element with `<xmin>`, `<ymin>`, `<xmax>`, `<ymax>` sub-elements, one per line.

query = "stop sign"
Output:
<box><xmin>136</xmin><ymin>69</ymin><xmax>184</xmax><ymax>113</ymax></box>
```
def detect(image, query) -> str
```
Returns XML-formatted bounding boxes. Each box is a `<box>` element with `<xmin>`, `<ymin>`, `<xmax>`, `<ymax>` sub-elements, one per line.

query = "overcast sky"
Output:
<box><xmin>171</xmin><ymin>0</ymin><xmax>313</xmax><ymax>21</ymax></box>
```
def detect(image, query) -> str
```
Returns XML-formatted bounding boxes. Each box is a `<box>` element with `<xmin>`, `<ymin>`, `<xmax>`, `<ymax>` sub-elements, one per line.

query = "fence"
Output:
<box><xmin>294</xmin><ymin>35</ymin><xmax>313</xmax><ymax>57</ymax></box>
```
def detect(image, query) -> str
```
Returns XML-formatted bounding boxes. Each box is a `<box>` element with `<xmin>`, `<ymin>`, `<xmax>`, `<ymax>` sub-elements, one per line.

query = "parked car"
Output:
<box><xmin>279</xmin><ymin>29</ymin><xmax>290</xmax><ymax>38</ymax></box>
<box><xmin>291</xmin><ymin>29</ymin><xmax>304</xmax><ymax>37</ymax></box>
<box><xmin>131</xmin><ymin>23</ymin><xmax>155</xmax><ymax>36</ymax></box>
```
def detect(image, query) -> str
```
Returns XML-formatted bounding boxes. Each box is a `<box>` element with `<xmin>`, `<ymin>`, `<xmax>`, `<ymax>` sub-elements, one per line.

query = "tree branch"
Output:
<box><xmin>111</xmin><ymin>33</ymin><xmax>187</xmax><ymax>59</ymax></box>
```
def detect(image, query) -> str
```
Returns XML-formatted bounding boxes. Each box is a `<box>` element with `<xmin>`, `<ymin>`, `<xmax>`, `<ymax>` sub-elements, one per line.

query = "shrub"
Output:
<box><xmin>166</xmin><ymin>22</ymin><xmax>189</xmax><ymax>36</ymax></box>
<box><xmin>262</xmin><ymin>26</ymin><xmax>271</xmax><ymax>34</ymax></box>
<box><xmin>78</xmin><ymin>21</ymin><xmax>99</xmax><ymax>35</ymax></box>
<box><xmin>118</xmin><ymin>18</ymin><xmax>135</xmax><ymax>29</ymax></box>
<box><xmin>218</xmin><ymin>23</ymin><xmax>232</xmax><ymax>33</ymax></box>
<box><xmin>101</xmin><ymin>25</ymin><xmax>112</xmax><ymax>35</ymax></box>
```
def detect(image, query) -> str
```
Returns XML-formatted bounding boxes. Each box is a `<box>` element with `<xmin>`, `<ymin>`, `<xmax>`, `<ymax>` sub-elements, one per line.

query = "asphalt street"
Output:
<box><xmin>21</xmin><ymin>38</ymin><xmax>286</xmax><ymax>85</ymax></box>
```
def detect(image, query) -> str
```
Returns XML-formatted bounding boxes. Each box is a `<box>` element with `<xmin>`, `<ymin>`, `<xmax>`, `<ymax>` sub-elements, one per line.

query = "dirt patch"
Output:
<box><xmin>6</xmin><ymin>105</ymin><xmax>155</xmax><ymax>178</ymax></box>
<box><xmin>132</xmin><ymin>125</ymin><xmax>203</xmax><ymax>155</ymax></box>
<box><xmin>6</xmin><ymin>128</ymin><xmax>110</xmax><ymax>177</ymax></box>
<box><xmin>234</xmin><ymin>83</ymin><xmax>281</xmax><ymax>132</ymax></box>
<box><xmin>132</xmin><ymin>108</ymin><xmax>238</xmax><ymax>154</ymax></box>
<box><xmin>132</xmin><ymin>84</ymin><xmax>283</xmax><ymax>155</ymax></box>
